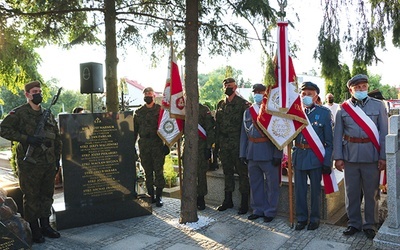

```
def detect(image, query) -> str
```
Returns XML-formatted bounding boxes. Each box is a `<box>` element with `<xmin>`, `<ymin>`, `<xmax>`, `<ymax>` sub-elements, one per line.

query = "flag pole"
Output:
<box><xmin>177</xmin><ymin>140</ymin><xmax>183</xmax><ymax>198</ymax></box>
<box><xmin>287</xmin><ymin>143</ymin><xmax>294</xmax><ymax>228</ymax></box>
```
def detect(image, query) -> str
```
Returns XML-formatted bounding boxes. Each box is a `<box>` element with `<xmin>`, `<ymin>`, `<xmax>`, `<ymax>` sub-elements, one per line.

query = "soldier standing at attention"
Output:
<box><xmin>293</xmin><ymin>82</ymin><xmax>333</xmax><ymax>231</ymax></box>
<box><xmin>133</xmin><ymin>87</ymin><xmax>166</xmax><ymax>207</ymax></box>
<box><xmin>215</xmin><ymin>77</ymin><xmax>251</xmax><ymax>214</ymax></box>
<box><xmin>240</xmin><ymin>84</ymin><xmax>282</xmax><ymax>222</ymax></box>
<box><xmin>196</xmin><ymin>103</ymin><xmax>215</xmax><ymax>210</ymax></box>
<box><xmin>334</xmin><ymin>74</ymin><xmax>388</xmax><ymax>239</ymax></box>
<box><xmin>0</xmin><ymin>81</ymin><xmax>62</xmax><ymax>244</ymax></box>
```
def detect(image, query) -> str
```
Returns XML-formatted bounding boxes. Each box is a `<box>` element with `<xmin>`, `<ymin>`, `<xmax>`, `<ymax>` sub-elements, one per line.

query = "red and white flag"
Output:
<box><xmin>257</xmin><ymin>21</ymin><xmax>308</xmax><ymax>150</ymax></box>
<box><xmin>157</xmin><ymin>46</ymin><xmax>184</xmax><ymax>147</ymax></box>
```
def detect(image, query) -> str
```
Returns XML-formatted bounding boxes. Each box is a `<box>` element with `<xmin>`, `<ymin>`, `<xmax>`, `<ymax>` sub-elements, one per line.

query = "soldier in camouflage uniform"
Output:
<box><xmin>196</xmin><ymin>103</ymin><xmax>216</xmax><ymax>210</ymax></box>
<box><xmin>0</xmin><ymin>81</ymin><xmax>62</xmax><ymax>244</ymax></box>
<box><xmin>133</xmin><ymin>87</ymin><xmax>166</xmax><ymax>207</ymax></box>
<box><xmin>215</xmin><ymin>77</ymin><xmax>251</xmax><ymax>214</ymax></box>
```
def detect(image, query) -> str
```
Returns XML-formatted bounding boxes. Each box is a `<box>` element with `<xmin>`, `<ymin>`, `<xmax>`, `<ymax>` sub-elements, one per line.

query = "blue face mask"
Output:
<box><xmin>253</xmin><ymin>93</ymin><xmax>263</xmax><ymax>104</ymax></box>
<box><xmin>353</xmin><ymin>90</ymin><xmax>368</xmax><ymax>100</ymax></box>
<box><xmin>302</xmin><ymin>96</ymin><xmax>314</xmax><ymax>107</ymax></box>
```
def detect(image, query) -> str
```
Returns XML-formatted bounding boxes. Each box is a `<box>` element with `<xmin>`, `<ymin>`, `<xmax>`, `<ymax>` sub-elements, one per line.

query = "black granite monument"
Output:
<box><xmin>54</xmin><ymin>111</ymin><xmax>151</xmax><ymax>230</ymax></box>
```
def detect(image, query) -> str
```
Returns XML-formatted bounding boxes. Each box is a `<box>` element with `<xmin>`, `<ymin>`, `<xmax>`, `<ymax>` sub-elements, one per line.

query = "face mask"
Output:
<box><xmin>224</xmin><ymin>87</ymin><xmax>234</xmax><ymax>96</ymax></box>
<box><xmin>144</xmin><ymin>96</ymin><xmax>153</xmax><ymax>104</ymax></box>
<box><xmin>328</xmin><ymin>98</ymin><xmax>334</xmax><ymax>104</ymax></box>
<box><xmin>302</xmin><ymin>96</ymin><xmax>314</xmax><ymax>107</ymax></box>
<box><xmin>253</xmin><ymin>93</ymin><xmax>263</xmax><ymax>104</ymax></box>
<box><xmin>31</xmin><ymin>93</ymin><xmax>43</xmax><ymax>105</ymax></box>
<box><xmin>353</xmin><ymin>90</ymin><xmax>368</xmax><ymax>100</ymax></box>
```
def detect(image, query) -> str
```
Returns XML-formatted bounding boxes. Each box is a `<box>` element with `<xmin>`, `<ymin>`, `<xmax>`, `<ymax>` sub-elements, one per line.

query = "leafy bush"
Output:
<box><xmin>164</xmin><ymin>155</ymin><xmax>177</xmax><ymax>188</ymax></box>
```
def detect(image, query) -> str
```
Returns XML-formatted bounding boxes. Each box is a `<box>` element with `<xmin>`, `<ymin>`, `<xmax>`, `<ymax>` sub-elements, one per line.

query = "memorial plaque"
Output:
<box><xmin>55</xmin><ymin>112</ymin><xmax>151</xmax><ymax>229</ymax></box>
<box><xmin>0</xmin><ymin>222</ymin><xmax>30</xmax><ymax>250</ymax></box>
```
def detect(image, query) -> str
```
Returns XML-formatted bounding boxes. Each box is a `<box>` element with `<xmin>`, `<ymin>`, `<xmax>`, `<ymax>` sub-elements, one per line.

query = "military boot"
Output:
<box><xmin>155</xmin><ymin>187</ymin><xmax>163</xmax><ymax>207</ymax></box>
<box><xmin>238</xmin><ymin>193</ymin><xmax>249</xmax><ymax>215</ymax></box>
<box><xmin>197</xmin><ymin>196</ymin><xmax>206</xmax><ymax>210</ymax></box>
<box><xmin>30</xmin><ymin>219</ymin><xmax>45</xmax><ymax>243</ymax></box>
<box><xmin>147</xmin><ymin>185</ymin><xmax>156</xmax><ymax>203</ymax></box>
<box><xmin>40</xmin><ymin>217</ymin><xmax>61</xmax><ymax>238</ymax></box>
<box><xmin>217</xmin><ymin>192</ymin><xmax>233</xmax><ymax>211</ymax></box>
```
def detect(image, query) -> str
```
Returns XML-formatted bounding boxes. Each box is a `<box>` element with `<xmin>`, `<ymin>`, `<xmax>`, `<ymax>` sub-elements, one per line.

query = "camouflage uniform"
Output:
<box><xmin>133</xmin><ymin>103</ymin><xmax>166</xmax><ymax>193</ymax></box>
<box><xmin>0</xmin><ymin>103</ymin><xmax>61</xmax><ymax>223</ymax></box>
<box><xmin>197</xmin><ymin>104</ymin><xmax>215</xmax><ymax>197</ymax></box>
<box><xmin>216</xmin><ymin>95</ymin><xmax>250</xmax><ymax>198</ymax></box>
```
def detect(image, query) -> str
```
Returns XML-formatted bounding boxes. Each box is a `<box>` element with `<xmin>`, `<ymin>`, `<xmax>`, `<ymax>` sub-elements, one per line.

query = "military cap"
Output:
<box><xmin>300</xmin><ymin>81</ymin><xmax>320</xmax><ymax>94</ymax></box>
<box><xmin>368</xmin><ymin>89</ymin><xmax>385</xmax><ymax>100</ymax></box>
<box><xmin>143</xmin><ymin>87</ymin><xmax>154</xmax><ymax>93</ymax></box>
<box><xmin>25</xmin><ymin>81</ymin><xmax>41</xmax><ymax>92</ymax></box>
<box><xmin>252</xmin><ymin>83</ymin><xmax>266</xmax><ymax>92</ymax></box>
<box><xmin>347</xmin><ymin>74</ymin><xmax>368</xmax><ymax>88</ymax></box>
<box><xmin>222</xmin><ymin>77</ymin><xmax>235</xmax><ymax>85</ymax></box>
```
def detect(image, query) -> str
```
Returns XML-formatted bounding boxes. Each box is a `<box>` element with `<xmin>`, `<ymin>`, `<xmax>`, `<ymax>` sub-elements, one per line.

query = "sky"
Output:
<box><xmin>36</xmin><ymin>1</ymin><xmax>400</xmax><ymax>93</ymax></box>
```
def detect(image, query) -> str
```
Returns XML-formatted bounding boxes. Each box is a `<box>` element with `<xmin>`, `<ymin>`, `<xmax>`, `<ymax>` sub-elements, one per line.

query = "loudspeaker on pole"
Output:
<box><xmin>80</xmin><ymin>62</ymin><xmax>104</xmax><ymax>94</ymax></box>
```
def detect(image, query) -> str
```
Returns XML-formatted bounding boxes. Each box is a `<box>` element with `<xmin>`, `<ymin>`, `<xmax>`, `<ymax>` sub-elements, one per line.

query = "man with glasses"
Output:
<box><xmin>333</xmin><ymin>74</ymin><xmax>388</xmax><ymax>239</ymax></box>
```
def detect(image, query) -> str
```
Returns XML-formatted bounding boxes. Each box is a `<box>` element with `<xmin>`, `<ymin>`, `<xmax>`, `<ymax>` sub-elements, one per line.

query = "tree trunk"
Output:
<box><xmin>104</xmin><ymin>0</ymin><xmax>119</xmax><ymax>112</ymax></box>
<box><xmin>180</xmin><ymin>0</ymin><xmax>199</xmax><ymax>224</ymax></box>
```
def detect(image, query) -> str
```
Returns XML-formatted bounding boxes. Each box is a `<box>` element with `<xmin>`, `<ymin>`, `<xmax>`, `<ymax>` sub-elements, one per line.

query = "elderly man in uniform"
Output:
<box><xmin>240</xmin><ymin>83</ymin><xmax>282</xmax><ymax>222</ymax></box>
<box><xmin>293</xmin><ymin>82</ymin><xmax>333</xmax><ymax>231</ymax></box>
<box><xmin>133</xmin><ymin>87</ymin><xmax>166</xmax><ymax>207</ymax></box>
<box><xmin>195</xmin><ymin>103</ymin><xmax>215</xmax><ymax>210</ymax></box>
<box><xmin>215</xmin><ymin>77</ymin><xmax>251</xmax><ymax>214</ymax></box>
<box><xmin>333</xmin><ymin>74</ymin><xmax>388</xmax><ymax>239</ymax></box>
<box><xmin>0</xmin><ymin>81</ymin><xmax>62</xmax><ymax>244</ymax></box>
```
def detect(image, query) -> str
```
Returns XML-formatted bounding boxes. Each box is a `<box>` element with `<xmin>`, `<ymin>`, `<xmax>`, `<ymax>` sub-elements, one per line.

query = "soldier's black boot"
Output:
<box><xmin>238</xmin><ymin>193</ymin><xmax>249</xmax><ymax>215</ymax></box>
<box><xmin>30</xmin><ymin>219</ymin><xmax>45</xmax><ymax>243</ymax></box>
<box><xmin>217</xmin><ymin>192</ymin><xmax>233</xmax><ymax>211</ymax></box>
<box><xmin>40</xmin><ymin>217</ymin><xmax>61</xmax><ymax>238</ymax></box>
<box><xmin>197</xmin><ymin>196</ymin><xmax>206</xmax><ymax>210</ymax></box>
<box><xmin>155</xmin><ymin>187</ymin><xmax>163</xmax><ymax>207</ymax></box>
<box><xmin>147</xmin><ymin>185</ymin><xmax>156</xmax><ymax>203</ymax></box>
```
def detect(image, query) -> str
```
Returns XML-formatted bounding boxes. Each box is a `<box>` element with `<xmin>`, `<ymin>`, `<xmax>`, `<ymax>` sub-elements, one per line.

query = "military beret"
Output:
<box><xmin>300</xmin><ymin>81</ymin><xmax>320</xmax><ymax>94</ymax></box>
<box><xmin>222</xmin><ymin>77</ymin><xmax>235</xmax><ymax>85</ymax></box>
<box><xmin>368</xmin><ymin>89</ymin><xmax>385</xmax><ymax>100</ymax></box>
<box><xmin>347</xmin><ymin>74</ymin><xmax>368</xmax><ymax>88</ymax></box>
<box><xmin>252</xmin><ymin>83</ymin><xmax>266</xmax><ymax>92</ymax></box>
<box><xmin>143</xmin><ymin>87</ymin><xmax>154</xmax><ymax>93</ymax></box>
<box><xmin>25</xmin><ymin>81</ymin><xmax>41</xmax><ymax>92</ymax></box>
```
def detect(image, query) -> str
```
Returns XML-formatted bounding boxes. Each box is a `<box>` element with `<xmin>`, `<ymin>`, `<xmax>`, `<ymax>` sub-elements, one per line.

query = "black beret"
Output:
<box><xmin>368</xmin><ymin>89</ymin><xmax>385</xmax><ymax>100</ymax></box>
<box><xmin>347</xmin><ymin>74</ymin><xmax>368</xmax><ymax>88</ymax></box>
<box><xmin>25</xmin><ymin>81</ymin><xmax>41</xmax><ymax>92</ymax></box>
<box><xmin>143</xmin><ymin>87</ymin><xmax>154</xmax><ymax>93</ymax></box>
<box><xmin>222</xmin><ymin>77</ymin><xmax>235</xmax><ymax>85</ymax></box>
<box><xmin>300</xmin><ymin>81</ymin><xmax>320</xmax><ymax>94</ymax></box>
<box><xmin>252</xmin><ymin>83</ymin><xmax>266</xmax><ymax>92</ymax></box>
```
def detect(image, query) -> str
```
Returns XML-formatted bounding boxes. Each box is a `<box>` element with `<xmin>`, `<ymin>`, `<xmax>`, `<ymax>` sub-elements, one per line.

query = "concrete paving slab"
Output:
<box><xmin>236</xmin><ymin>230</ymin><xmax>290</xmax><ymax>250</ymax></box>
<box><xmin>304</xmin><ymin>239</ymin><xmax>350</xmax><ymax>250</ymax></box>
<box><xmin>165</xmin><ymin>243</ymin><xmax>204</xmax><ymax>250</ymax></box>
<box><xmin>100</xmin><ymin>233</ymin><xmax>160</xmax><ymax>250</ymax></box>
<box><xmin>68</xmin><ymin>225</ymin><xmax>124</xmax><ymax>244</ymax></box>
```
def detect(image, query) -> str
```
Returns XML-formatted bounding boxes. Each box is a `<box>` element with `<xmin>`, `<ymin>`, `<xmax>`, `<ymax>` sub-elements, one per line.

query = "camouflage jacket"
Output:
<box><xmin>198</xmin><ymin>103</ymin><xmax>215</xmax><ymax>149</ymax></box>
<box><xmin>133</xmin><ymin>103</ymin><xmax>162</xmax><ymax>143</ymax></box>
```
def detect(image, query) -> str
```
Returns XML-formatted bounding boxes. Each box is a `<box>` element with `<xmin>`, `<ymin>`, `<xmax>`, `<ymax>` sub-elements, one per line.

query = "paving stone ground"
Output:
<box><xmin>31</xmin><ymin>197</ymin><xmax>378</xmax><ymax>250</ymax></box>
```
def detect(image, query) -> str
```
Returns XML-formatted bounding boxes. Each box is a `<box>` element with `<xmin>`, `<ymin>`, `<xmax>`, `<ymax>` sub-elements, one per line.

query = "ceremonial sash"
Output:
<box><xmin>198</xmin><ymin>124</ymin><xmax>207</xmax><ymax>140</ymax></box>
<box><xmin>341</xmin><ymin>100</ymin><xmax>380</xmax><ymax>152</ymax></box>
<box><xmin>300</xmin><ymin>115</ymin><xmax>338</xmax><ymax>194</ymax></box>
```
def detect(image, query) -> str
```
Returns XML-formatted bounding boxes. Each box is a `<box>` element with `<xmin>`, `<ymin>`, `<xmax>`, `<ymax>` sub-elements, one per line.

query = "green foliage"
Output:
<box><xmin>10</xmin><ymin>142</ymin><xmax>18</xmax><ymax>177</ymax></box>
<box><xmin>164</xmin><ymin>155</ymin><xmax>177</xmax><ymax>188</ymax></box>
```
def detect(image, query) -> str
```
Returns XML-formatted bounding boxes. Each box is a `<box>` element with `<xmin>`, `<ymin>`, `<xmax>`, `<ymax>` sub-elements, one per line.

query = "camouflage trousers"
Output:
<box><xmin>197</xmin><ymin>145</ymin><xmax>209</xmax><ymax>196</ymax></box>
<box><xmin>18</xmin><ymin>160</ymin><xmax>56</xmax><ymax>222</ymax></box>
<box><xmin>219</xmin><ymin>138</ymin><xmax>250</xmax><ymax>195</ymax></box>
<box><xmin>139</xmin><ymin>139</ymin><xmax>166</xmax><ymax>189</ymax></box>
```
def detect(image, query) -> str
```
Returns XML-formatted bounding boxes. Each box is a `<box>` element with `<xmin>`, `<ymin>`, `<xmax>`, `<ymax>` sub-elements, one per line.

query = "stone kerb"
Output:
<box><xmin>374</xmin><ymin>114</ymin><xmax>400</xmax><ymax>249</ymax></box>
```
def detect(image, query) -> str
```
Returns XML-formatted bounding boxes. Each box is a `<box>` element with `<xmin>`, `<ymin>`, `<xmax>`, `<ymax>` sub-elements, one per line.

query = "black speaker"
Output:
<box><xmin>80</xmin><ymin>62</ymin><xmax>104</xmax><ymax>94</ymax></box>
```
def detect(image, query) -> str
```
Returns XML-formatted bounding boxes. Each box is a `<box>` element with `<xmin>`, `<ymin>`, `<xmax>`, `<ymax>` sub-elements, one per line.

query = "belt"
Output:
<box><xmin>344</xmin><ymin>135</ymin><xmax>371</xmax><ymax>143</ymax></box>
<box><xmin>295</xmin><ymin>143</ymin><xmax>311</xmax><ymax>149</ymax></box>
<box><xmin>248</xmin><ymin>137</ymin><xmax>269</xmax><ymax>143</ymax></box>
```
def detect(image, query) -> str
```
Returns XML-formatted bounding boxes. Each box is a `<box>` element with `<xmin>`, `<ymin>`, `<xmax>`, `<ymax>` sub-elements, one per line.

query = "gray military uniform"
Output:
<box><xmin>333</xmin><ymin>97</ymin><xmax>388</xmax><ymax>231</ymax></box>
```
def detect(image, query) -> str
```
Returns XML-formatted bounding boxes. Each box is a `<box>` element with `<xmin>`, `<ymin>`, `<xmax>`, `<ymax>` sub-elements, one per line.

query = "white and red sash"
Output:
<box><xmin>341</xmin><ymin>100</ymin><xmax>380</xmax><ymax>152</ymax></box>
<box><xmin>249</xmin><ymin>104</ymin><xmax>260</xmax><ymax>121</ymax></box>
<box><xmin>341</xmin><ymin>100</ymin><xmax>386</xmax><ymax>186</ymax></box>
<box><xmin>198</xmin><ymin>124</ymin><xmax>207</xmax><ymax>140</ymax></box>
<box><xmin>301</xmin><ymin>114</ymin><xmax>338</xmax><ymax>194</ymax></box>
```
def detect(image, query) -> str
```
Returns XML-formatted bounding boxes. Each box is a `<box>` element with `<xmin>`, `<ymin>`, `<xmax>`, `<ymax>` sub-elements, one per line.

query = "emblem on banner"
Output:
<box><xmin>271</xmin><ymin>118</ymin><xmax>291</xmax><ymax>138</ymax></box>
<box><xmin>163</xmin><ymin>120</ymin><xmax>175</xmax><ymax>134</ymax></box>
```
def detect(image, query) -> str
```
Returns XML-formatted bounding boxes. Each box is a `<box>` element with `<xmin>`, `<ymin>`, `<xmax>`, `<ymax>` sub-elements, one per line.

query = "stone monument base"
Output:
<box><xmin>53</xmin><ymin>193</ymin><xmax>152</xmax><ymax>230</ymax></box>
<box><xmin>206</xmin><ymin>168</ymin><xmax>345</xmax><ymax>224</ymax></box>
<box><xmin>374</xmin><ymin>220</ymin><xmax>400</xmax><ymax>249</ymax></box>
